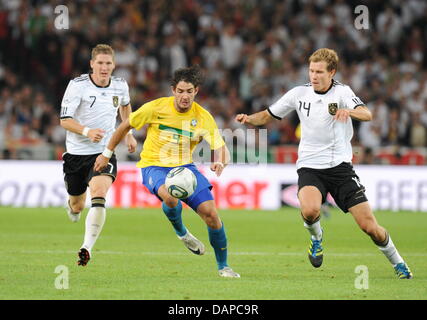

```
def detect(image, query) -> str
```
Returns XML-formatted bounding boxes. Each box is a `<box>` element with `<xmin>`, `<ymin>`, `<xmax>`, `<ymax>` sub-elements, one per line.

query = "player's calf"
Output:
<box><xmin>66</xmin><ymin>200</ymin><xmax>82</xmax><ymax>223</ymax></box>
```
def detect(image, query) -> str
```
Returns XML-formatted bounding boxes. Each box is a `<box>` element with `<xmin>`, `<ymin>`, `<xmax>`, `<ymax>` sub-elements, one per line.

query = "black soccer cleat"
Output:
<box><xmin>77</xmin><ymin>248</ymin><xmax>91</xmax><ymax>266</ymax></box>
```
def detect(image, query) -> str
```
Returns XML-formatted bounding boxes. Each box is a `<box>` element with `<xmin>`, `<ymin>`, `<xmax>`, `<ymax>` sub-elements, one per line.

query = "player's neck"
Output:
<box><xmin>314</xmin><ymin>80</ymin><xmax>333</xmax><ymax>94</ymax></box>
<box><xmin>90</xmin><ymin>74</ymin><xmax>111</xmax><ymax>88</ymax></box>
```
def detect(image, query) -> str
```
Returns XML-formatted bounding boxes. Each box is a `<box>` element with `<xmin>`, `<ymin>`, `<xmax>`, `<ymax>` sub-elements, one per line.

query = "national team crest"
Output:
<box><xmin>328</xmin><ymin>103</ymin><xmax>338</xmax><ymax>115</ymax></box>
<box><xmin>191</xmin><ymin>119</ymin><xmax>197</xmax><ymax>127</ymax></box>
<box><xmin>112</xmin><ymin>96</ymin><xmax>119</xmax><ymax>108</ymax></box>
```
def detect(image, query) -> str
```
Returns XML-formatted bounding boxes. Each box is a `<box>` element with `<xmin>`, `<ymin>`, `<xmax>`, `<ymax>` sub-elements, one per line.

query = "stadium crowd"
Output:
<box><xmin>0</xmin><ymin>0</ymin><xmax>427</xmax><ymax>163</ymax></box>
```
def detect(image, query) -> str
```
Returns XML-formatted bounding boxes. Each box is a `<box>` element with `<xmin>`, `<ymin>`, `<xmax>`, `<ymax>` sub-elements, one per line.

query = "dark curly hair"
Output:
<box><xmin>170</xmin><ymin>65</ymin><xmax>204</xmax><ymax>88</ymax></box>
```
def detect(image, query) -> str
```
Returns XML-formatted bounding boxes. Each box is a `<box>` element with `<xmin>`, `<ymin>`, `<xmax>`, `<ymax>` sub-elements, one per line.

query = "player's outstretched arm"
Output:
<box><xmin>235</xmin><ymin>110</ymin><xmax>273</xmax><ymax>126</ymax></box>
<box><xmin>93</xmin><ymin>119</ymin><xmax>133</xmax><ymax>172</ymax></box>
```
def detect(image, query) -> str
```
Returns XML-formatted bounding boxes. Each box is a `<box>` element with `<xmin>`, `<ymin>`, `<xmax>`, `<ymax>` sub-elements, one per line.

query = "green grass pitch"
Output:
<box><xmin>0</xmin><ymin>206</ymin><xmax>426</xmax><ymax>300</ymax></box>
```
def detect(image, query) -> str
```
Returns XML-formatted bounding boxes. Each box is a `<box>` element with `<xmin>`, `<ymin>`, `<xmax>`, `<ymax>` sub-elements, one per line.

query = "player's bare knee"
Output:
<box><xmin>164</xmin><ymin>196</ymin><xmax>179</xmax><ymax>208</ymax></box>
<box><xmin>203</xmin><ymin>211</ymin><xmax>220</xmax><ymax>228</ymax></box>
<box><xmin>359</xmin><ymin>221</ymin><xmax>378</xmax><ymax>237</ymax></box>
<box><xmin>89</xmin><ymin>186</ymin><xmax>108</xmax><ymax>199</ymax></box>
<box><xmin>301</xmin><ymin>207</ymin><xmax>321</xmax><ymax>222</ymax></box>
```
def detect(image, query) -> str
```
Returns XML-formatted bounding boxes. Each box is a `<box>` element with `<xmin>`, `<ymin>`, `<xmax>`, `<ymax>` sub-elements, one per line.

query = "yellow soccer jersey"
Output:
<box><xmin>129</xmin><ymin>96</ymin><xmax>225</xmax><ymax>168</ymax></box>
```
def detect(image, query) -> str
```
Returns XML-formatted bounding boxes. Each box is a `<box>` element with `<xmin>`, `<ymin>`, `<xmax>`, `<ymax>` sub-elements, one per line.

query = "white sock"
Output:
<box><xmin>82</xmin><ymin>206</ymin><xmax>106</xmax><ymax>252</ymax></box>
<box><xmin>377</xmin><ymin>235</ymin><xmax>404</xmax><ymax>266</ymax></box>
<box><xmin>304</xmin><ymin>220</ymin><xmax>323</xmax><ymax>240</ymax></box>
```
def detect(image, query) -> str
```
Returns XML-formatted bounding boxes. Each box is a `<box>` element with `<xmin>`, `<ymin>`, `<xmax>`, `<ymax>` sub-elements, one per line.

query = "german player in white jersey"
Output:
<box><xmin>236</xmin><ymin>48</ymin><xmax>412</xmax><ymax>279</ymax></box>
<box><xmin>60</xmin><ymin>44</ymin><xmax>137</xmax><ymax>266</ymax></box>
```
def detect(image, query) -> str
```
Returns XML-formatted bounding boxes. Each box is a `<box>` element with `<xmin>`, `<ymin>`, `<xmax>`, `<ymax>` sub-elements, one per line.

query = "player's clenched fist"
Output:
<box><xmin>94</xmin><ymin>154</ymin><xmax>109</xmax><ymax>172</ymax></box>
<box><xmin>235</xmin><ymin>113</ymin><xmax>249</xmax><ymax>124</ymax></box>
<box><xmin>88</xmin><ymin>128</ymin><xmax>105</xmax><ymax>143</ymax></box>
<box><xmin>334</xmin><ymin>109</ymin><xmax>351</xmax><ymax>123</ymax></box>
<box><xmin>210</xmin><ymin>161</ymin><xmax>225</xmax><ymax>177</ymax></box>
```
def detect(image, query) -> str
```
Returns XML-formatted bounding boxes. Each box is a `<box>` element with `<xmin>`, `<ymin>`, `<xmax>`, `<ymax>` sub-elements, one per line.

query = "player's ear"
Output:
<box><xmin>194</xmin><ymin>86</ymin><xmax>199</xmax><ymax>96</ymax></box>
<box><xmin>330</xmin><ymin>69</ymin><xmax>336</xmax><ymax>77</ymax></box>
<box><xmin>90</xmin><ymin>59</ymin><xmax>94</xmax><ymax>70</ymax></box>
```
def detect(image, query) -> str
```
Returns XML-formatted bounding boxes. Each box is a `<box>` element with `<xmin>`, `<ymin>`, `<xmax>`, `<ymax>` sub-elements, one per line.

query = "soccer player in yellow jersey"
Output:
<box><xmin>94</xmin><ymin>65</ymin><xmax>240</xmax><ymax>278</ymax></box>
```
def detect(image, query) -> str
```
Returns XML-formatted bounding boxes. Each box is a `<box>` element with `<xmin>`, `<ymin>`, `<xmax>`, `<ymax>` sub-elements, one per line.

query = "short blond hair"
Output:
<box><xmin>91</xmin><ymin>44</ymin><xmax>114</xmax><ymax>61</ymax></box>
<box><xmin>309</xmin><ymin>48</ymin><xmax>338</xmax><ymax>72</ymax></box>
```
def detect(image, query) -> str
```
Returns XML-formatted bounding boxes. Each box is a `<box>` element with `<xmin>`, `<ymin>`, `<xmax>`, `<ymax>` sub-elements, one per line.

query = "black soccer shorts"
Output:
<box><xmin>297</xmin><ymin>162</ymin><xmax>368</xmax><ymax>213</ymax></box>
<box><xmin>63</xmin><ymin>152</ymin><xmax>117</xmax><ymax>196</ymax></box>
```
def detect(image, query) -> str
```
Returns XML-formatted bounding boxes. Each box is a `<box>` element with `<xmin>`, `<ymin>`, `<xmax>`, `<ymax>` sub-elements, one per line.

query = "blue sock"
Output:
<box><xmin>208</xmin><ymin>223</ymin><xmax>228</xmax><ymax>270</ymax></box>
<box><xmin>162</xmin><ymin>201</ymin><xmax>187</xmax><ymax>237</ymax></box>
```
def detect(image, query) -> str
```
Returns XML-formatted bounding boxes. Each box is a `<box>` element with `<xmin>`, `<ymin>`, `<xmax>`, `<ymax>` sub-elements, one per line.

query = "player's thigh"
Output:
<box><xmin>88</xmin><ymin>175</ymin><xmax>113</xmax><ymax>198</ymax></box>
<box><xmin>298</xmin><ymin>186</ymin><xmax>323</xmax><ymax>216</ymax></box>
<box><xmin>88</xmin><ymin>154</ymin><xmax>117</xmax><ymax>197</ymax></box>
<box><xmin>141</xmin><ymin>166</ymin><xmax>168</xmax><ymax>195</ymax></box>
<box><xmin>64</xmin><ymin>172</ymin><xmax>88</xmax><ymax>196</ymax></box>
<box><xmin>297</xmin><ymin>168</ymin><xmax>325</xmax><ymax>216</ymax></box>
<box><xmin>141</xmin><ymin>166</ymin><xmax>178</xmax><ymax>205</ymax></box>
<box><xmin>90</xmin><ymin>154</ymin><xmax>117</xmax><ymax>182</ymax></box>
<box><xmin>328</xmin><ymin>163</ymin><xmax>368</xmax><ymax>212</ymax></box>
<box><xmin>63</xmin><ymin>153</ymin><xmax>91</xmax><ymax>197</ymax></box>
<box><xmin>157</xmin><ymin>184</ymin><xmax>179</xmax><ymax>207</ymax></box>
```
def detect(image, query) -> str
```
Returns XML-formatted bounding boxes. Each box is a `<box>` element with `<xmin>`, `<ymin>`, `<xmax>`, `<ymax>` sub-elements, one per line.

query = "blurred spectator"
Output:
<box><xmin>0</xmin><ymin>0</ymin><xmax>426</xmax><ymax>164</ymax></box>
<box><xmin>409</xmin><ymin>112</ymin><xmax>427</xmax><ymax>147</ymax></box>
<box><xmin>360</xmin><ymin>147</ymin><xmax>379</xmax><ymax>165</ymax></box>
<box><xmin>219</xmin><ymin>23</ymin><xmax>243</xmax><ymax>78</ymax></box>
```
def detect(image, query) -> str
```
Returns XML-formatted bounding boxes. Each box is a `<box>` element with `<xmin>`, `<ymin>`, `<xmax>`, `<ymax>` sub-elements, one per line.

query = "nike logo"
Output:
<box><xmin>188</xmin><ymin>248</ymin><xmax>201</xmax><ymax>255</ymax></box>
<box><xmin>157</xmin><ymin>116</ymin><xmax>165</xmax><ymax>119</ymax></box>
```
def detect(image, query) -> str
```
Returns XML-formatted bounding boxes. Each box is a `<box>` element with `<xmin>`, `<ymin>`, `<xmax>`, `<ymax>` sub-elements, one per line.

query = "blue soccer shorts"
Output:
<box><xmin>141</xmin><ymin>163</ymin><xmax>214</xmax><ymax>211</ymax></box>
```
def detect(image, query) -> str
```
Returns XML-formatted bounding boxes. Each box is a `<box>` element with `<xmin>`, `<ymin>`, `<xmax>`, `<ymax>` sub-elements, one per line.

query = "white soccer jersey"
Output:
<box><xmin>268</xmin><ymin>80</ymin><xmax>364</xmax><ymax>169</ymax></box>
<box><xmin>60</xmin><ymin>74</ymin><xmax>130</xmax><ymax>155</ymax></box>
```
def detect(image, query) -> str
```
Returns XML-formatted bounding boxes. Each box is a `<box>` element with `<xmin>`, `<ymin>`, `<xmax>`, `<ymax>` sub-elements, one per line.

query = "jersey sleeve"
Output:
<box><xmin>121</xmin><ymin>81</ymin><xmax>131</xmax><ymax>106</ymax></box>
<box><xmin>267</xmin><ymin>87</ymin><xmax>298</xmax><ymax>119</ymax></box>
<box><xmin>341</xmin><ymin>86</ymin><xmax>365</xmax><ymax>109</ymax></box>
<box><xmin>129</xmin><ymin>101</ymin><xmax>154</xmax><ymax>130</ymax></box>
<box><xmin>60</xmin><ymin>80</ymin><xmax>82</xmax><ymax>119</ymax></box>
<box><xmin>202</xmin><ymin>112</ymin><xmax>225</xmax><ymax>150</ymax></box>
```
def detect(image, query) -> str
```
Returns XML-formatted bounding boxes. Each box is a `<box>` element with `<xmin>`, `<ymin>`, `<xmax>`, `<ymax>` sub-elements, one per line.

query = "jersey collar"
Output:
<box><xmin>313</xmin><ymin>80</ymin><xmax>334</xmax><ymax>95</ymax></box>
<box><xmin>89</xmin><ymin>74</ymin><xmax>111</xmax><ymax>88</ymax></box>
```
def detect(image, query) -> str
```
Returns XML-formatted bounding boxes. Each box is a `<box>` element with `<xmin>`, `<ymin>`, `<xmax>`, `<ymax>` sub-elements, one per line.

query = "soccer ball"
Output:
<box><xmin>165</xmin><ymin>167</ymin><xmax>197</xmax><ymax>199</ymax></box>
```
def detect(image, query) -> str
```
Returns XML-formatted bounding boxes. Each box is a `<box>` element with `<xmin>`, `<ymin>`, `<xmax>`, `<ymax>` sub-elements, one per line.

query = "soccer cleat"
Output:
<box><xmin>66</xmin><ymin>200</ymin><xmax>81</xmax><ymax>223</ymax></box>
<box><xmin>178</xmin><ymin>231</ymin><xmax>205</xmax><ymax>255</ymax></box>
<box><xmin>308</xmin><ymin>237</ymin><xmax>323</xmax><ymax>268</ymax></box>
<box><xmin>218</xmin><ymin>267</ymin><xmax>240</xmax><ymax>278</ymax></box>
<box><xmin>394</xmin><ymin>262</ymin><xmax>413</xmax><ymax>279</ymax></box>
<box><xmin>320</xmin><ymin>204</ymin><xmax>331</xmax><ymax>219</ymax></box>
<box><xmin>77</xmin><ymin>248</ymin><xmax>91</xmax><ymax>266</ymax></box>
